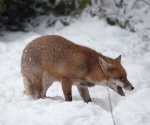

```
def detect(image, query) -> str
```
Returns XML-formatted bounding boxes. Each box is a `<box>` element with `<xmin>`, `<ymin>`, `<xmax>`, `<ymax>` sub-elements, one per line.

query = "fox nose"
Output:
<box><xmin>131</xmin><ymin>87</ymin><xmax>134</xmax><ymax>90</ymax></box>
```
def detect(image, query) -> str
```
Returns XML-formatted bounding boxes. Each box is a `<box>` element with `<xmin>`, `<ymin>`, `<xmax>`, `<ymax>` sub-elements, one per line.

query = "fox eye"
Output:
<box><xmin>120</xmin><ymin>76</ymin><xmax>125</xmax><ymax>81</ymax></box>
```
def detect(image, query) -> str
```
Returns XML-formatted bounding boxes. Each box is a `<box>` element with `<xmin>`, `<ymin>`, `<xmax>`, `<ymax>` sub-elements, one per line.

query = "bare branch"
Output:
<box><xmin>113</xmin><ymin>0</ymin><xmax>124</xmax><ymax>8</ymax></box>
<box><xmin>132</xmin><ymin>0</ymin><xmax>150</xmax><ymax>9</ymax></box>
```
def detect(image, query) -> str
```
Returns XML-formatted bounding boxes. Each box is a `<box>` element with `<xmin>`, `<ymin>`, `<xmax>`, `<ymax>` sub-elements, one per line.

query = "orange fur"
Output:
<box><xmin>21</xmin><ymin>35</ymin><xmax>134</xmax><ymax>102</ymax></box>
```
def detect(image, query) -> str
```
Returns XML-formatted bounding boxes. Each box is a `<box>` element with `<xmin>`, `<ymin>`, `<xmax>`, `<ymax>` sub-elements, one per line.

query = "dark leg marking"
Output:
<box><xmin>68</xmin><ymin>92</ymin><xmax>72</xmax><ymax>101</ymax></box>
<box><xmin>87</xmin><ymin>98</ymin><xmax>92</xmax><ymax>103</ymax></box>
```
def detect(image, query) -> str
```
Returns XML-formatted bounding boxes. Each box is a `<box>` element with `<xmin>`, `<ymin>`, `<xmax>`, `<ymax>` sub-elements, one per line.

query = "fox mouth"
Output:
<box><xmin>117</xmin><ymin>86</ymin><xmax>125</xmax><ymax>96</ymax></box>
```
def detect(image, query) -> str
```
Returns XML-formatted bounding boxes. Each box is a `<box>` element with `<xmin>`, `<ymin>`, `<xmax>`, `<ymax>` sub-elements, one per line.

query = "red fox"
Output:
<box><xmin>21</xmin><ymin>35</ymin><xmax>134</xmax><ymax>102</ymax></box>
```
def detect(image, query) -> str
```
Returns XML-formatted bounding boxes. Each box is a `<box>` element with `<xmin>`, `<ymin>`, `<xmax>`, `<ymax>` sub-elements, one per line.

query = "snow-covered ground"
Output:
<box><xmin>0</xmin><ymin>16</ymin><xmax>150</xmax><ymax>125</ymax></box>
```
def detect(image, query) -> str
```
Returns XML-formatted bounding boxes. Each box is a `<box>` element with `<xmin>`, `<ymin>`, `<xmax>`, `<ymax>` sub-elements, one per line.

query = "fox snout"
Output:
<box><xmin>122</xmin><ymin>78</ymin><xmax>134</xmax><ymax>91</ymax></box>
<box><xmin>108</xmin><ymin>78</ymin><xmax>134</xmax><ymax>96</ymax></box>
<box><xmin>124</xmin><ymin>84</ymin><xmax>134</xmax><ymax>91</ymax></box>
<box><xmin>116</xmin><ymin>82</ymin><xmax>134</xmax><ymax>96</ymax></box>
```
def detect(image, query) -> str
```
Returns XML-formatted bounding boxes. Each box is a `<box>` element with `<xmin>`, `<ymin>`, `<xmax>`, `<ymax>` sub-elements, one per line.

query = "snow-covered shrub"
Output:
<box><xmin>1</xmin><ymin>0</ymin><xmax>150</xmax><ymax>40</ymax></box>
<box><xmin>0</xmin><ymin>0</ymin><xmax>90</xmax><ymax>31</ymax></box>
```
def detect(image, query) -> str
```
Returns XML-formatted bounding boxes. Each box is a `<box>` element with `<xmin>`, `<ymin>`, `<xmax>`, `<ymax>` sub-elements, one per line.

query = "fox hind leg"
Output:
<box><xmin>23</xmin><ymin>76</ymin><xmax>36</xmax><ymax>95</ymax></box>
<box><xmin>33</xmin><ymin>78</ymin><xmax>45</xmax><ymax>99</ymax></box>
<box><xmin>23</xmin><ymin>76</ymin><xmax>45</xmax><ymax>99</ymax></box>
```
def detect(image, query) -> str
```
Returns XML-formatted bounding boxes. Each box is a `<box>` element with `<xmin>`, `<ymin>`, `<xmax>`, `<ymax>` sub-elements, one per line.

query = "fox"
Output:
<box><xmin>21</xmin><ymin>35</ymin><xmax>134</xmax><ymax>103</ymax></box>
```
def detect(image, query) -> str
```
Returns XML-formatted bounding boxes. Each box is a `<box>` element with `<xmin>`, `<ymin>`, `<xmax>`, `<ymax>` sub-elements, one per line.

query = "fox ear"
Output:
<box><xmin>115</xmin><ymin>55</ymin><xmax>121</xmax><ymax>63</ymax></box>
<box><xmin>99</xmin><ymin>57</ymin><xmax>110</xmax><ymax>70</ymax></box>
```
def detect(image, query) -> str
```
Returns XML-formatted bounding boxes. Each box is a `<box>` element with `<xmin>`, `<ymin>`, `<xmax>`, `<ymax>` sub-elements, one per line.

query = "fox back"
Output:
<box><xmin>21</xmin><ymin>35</ymin><xmax>134</xmax><ymax>102</ymax></box>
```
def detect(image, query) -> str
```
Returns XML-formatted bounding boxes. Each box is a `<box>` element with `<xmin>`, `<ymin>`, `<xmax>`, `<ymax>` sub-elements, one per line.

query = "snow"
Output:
<box><xmin>0</xmin><ymin>15</ymin><xmax>150</xmax><ymax>125</ymax></box>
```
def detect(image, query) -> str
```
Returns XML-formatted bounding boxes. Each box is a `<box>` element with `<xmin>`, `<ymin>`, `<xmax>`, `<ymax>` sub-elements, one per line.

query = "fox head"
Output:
<box><xmin>99</xmin><ymin>55</ymin><xmax>134</xmax><ymax>96</ymax></box>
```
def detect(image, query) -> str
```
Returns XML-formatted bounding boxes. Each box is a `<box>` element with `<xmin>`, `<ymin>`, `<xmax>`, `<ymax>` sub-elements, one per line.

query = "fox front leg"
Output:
<box><xmin>61</xmin><ymin>77</ymin><xmax>73</xmax><ymax>101</ymax></box>
<box><xmin>77</xmin><ymin>86</ymin><xmax>91</xmax><ymax>103</ymax></box>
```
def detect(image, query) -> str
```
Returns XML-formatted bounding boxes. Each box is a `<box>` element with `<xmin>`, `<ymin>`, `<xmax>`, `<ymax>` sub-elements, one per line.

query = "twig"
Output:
<box><xmin>107</xmin><ymin>13</ymin><xmax>128</xmax><ymax>20</ymax></box>
<box><xmin>132</xmin><ymin>0</ymin><xmax>150</xmax><ymax>9</ymax></box>
<box><xmin>113</xmin><ymin>0</ymin><xmax>117</xmax><ymax>6</ymax></box>
<box><xmin>106</xmin><ymin>83</ymin><xmax>116</xmax><ymax>125</ymax></box>
<box><xmin>113</xmin><ymin>0</ymin><xmax>124</xmax><ymax>8</ymax></box>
